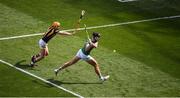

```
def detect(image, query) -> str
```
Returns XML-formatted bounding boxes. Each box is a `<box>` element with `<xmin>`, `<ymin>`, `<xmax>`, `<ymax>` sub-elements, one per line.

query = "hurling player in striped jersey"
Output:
<box><xmin>30</xmin><ymin>21</ymin><xmax>74</xmax><ymax>67</ymax></box>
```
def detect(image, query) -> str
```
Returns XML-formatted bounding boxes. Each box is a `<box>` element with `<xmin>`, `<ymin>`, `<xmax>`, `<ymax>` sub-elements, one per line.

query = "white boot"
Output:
<box><xmin>100</xmin><ymin>75</ymin><xmax>110</xmax><ymax>81</ymax></box>
<box><xmin>54</xmin><ymin>69</ymin><xmax>59</xmax><ymax>76</ymax></box>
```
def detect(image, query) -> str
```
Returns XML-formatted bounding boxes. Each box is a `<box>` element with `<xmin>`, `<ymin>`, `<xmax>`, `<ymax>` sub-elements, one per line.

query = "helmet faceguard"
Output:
<box><xmin>92</xmin><ymin>32</ymin><xmax>100</xmax><ymax>42</ymax></box>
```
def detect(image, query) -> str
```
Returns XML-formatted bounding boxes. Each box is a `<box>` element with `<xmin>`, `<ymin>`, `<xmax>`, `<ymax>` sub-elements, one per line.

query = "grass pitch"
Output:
<box><xmin>0</xmin><ymin>0</ymin><xmax>180</xmax><ymax>97</ymax></box>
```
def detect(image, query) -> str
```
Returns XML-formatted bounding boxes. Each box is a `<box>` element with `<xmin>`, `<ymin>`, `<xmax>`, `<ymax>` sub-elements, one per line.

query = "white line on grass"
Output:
<box><xmin>0</xmin><ymin>59</ymin><xmax>83</xmax><ymax>98</ymax></box>
<box><xmin>0</xmin><ymin>15</ymin><xmax>180</xmax><ymax>41</ymax></box>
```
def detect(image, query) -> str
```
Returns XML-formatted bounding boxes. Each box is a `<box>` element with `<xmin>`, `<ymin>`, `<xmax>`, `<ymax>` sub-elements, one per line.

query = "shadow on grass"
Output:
<box><xmin>32</xmin><ymin>79</ymin><xmax>52</xmax><ymax>88</ymax></box>
<box><xmin>14</xmin><ymin>60</ymin><xmax>39</xmax><ymax>71</ymax></box>
<box><xmin>47</xmin><ymin>78</ymin><xmax>102</xmax><ymax>86</ymax></box>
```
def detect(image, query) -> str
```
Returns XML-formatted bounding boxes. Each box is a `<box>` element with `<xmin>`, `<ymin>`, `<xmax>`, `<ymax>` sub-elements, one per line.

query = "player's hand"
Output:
<box><xmin>81</xmin><ymin>10</ymin><xmax>85</xmax><ymax>16</ymax></box>
<box><xmin>80</xmin><ymin>10</ymin><xmax>85</xmax><ymax>19</ymax></box>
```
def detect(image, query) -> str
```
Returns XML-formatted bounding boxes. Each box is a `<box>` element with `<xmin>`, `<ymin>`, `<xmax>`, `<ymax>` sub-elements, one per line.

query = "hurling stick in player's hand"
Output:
<box><xmin>72</xmin><ymin>10</ymin><xmax>85</xmax><ymax>34</ymax></box>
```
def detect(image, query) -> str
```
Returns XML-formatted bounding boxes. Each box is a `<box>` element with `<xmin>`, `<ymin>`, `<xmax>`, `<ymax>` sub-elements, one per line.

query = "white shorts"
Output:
<box><xmin>76</xmin><ymin>49</ymin><xmax>93</xmax><ymax>61</ymax></box>
<box><xmin>39</xmin><ymin>39</ymin><xmax>47</xmax><ymax>49</ymax></box>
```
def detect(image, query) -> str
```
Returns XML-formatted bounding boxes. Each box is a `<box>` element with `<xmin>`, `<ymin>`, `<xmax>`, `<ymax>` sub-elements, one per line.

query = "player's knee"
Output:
<box><xmin>45</xmin><ymin>51</ymin><xmax>49</xmax><ymax>56</ymax></box>
<box><xmin>45</xmin><ymin>52</ymin><xmax>49</xmax><ymax>56</ymax></box>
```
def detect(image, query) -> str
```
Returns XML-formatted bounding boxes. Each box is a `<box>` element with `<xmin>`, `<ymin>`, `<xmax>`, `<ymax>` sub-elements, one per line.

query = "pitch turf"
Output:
<box><xmin>0</xmin><ymin>0</ymin><xmax>180</xmax><ymax>97</ymax></box>
<box><xmin>0</xmin><ymin>63</ymin><xmax>74</xmax><ymax>97</ymax></box>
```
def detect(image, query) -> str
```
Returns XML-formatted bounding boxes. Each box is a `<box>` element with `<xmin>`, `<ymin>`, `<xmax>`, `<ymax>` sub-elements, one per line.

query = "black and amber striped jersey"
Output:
<box><xmin>42</xmin><ymin>28</ymin><xmax>60</xmax><ymax>43</ymax></box>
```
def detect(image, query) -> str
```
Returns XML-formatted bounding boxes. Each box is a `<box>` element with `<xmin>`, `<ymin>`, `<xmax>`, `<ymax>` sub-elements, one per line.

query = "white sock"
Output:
<box><xmin>99</xmin><ymin>73</ymin><xmax>104</xmax><ymax>80</ymax></box>
<box><xmin>100</xmin><ymin>76</ymin><xmax>104</xmax><ymax>80</ymax></box>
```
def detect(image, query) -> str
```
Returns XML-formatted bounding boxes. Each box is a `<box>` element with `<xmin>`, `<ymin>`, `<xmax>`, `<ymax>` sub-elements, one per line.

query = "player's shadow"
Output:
<box><xmin>47</xmin><ymin>78</ymin><xmax>102</xmax><ymax>86</ymax></box>
<box><xmin>14</xmin><ymin>60</ymin><xmax>38</xmax><ymax>70</ymax></box>
<box><xmin>32</xmin><ymin>80</ymin><xmax>52</xmax><ymax>88</ymax></box>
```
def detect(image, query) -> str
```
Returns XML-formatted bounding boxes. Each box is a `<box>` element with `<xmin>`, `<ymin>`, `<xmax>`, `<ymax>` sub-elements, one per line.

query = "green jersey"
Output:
<box><xmin>81</xmin><ymin>40</ymin><xmax>94</xmax><ymax>55</ymax></box>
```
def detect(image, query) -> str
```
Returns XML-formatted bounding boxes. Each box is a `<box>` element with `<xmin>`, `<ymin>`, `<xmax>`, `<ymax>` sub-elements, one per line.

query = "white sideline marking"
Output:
<box><xmin>0</xmin><ymin>15</ymin><xmax>180</xmax><ymax>41</ymax></box>
<box><xmin>0</xmin><ymin>59</ymin><xmax>83</xmax><ymax>98</ymax></box>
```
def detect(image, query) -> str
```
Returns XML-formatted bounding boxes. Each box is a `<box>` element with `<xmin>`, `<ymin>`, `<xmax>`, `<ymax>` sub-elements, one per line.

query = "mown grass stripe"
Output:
<box><xmin>0</xmin><ymin>59</ymin><xmax>83</xmax><ymax>98</ymax></box>
<box><xmin>0</xmin><ymin>15</ymin><xmax>180</xmax><ymax>41</ymax></box>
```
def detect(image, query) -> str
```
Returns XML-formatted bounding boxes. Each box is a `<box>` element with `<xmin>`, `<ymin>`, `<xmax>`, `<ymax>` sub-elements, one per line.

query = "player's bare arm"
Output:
<box><xmin>89</xmin><ymin>41</ymin><xmax>98</xmax><ymax>48</ymax></box>
<box><xmin>58</xmin><ymin>31</ymin><xmax>74</xmax><ymax>36</ymax></box>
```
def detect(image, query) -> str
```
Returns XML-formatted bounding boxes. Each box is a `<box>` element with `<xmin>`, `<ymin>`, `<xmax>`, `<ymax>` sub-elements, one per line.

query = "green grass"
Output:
<box><xmin>0</xmin><ymin>0</ymin><xmax>180</xmax><ymax>97</ymax></box>
<box><xmin>99</xmin><ymin>19</ymin><xmax>180</xmax><ymax>79</ymax></box>
<box><xmin>0</xmin><ymin>63</ymin><xmax>74</xmax><ymax>97</ymax></box>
